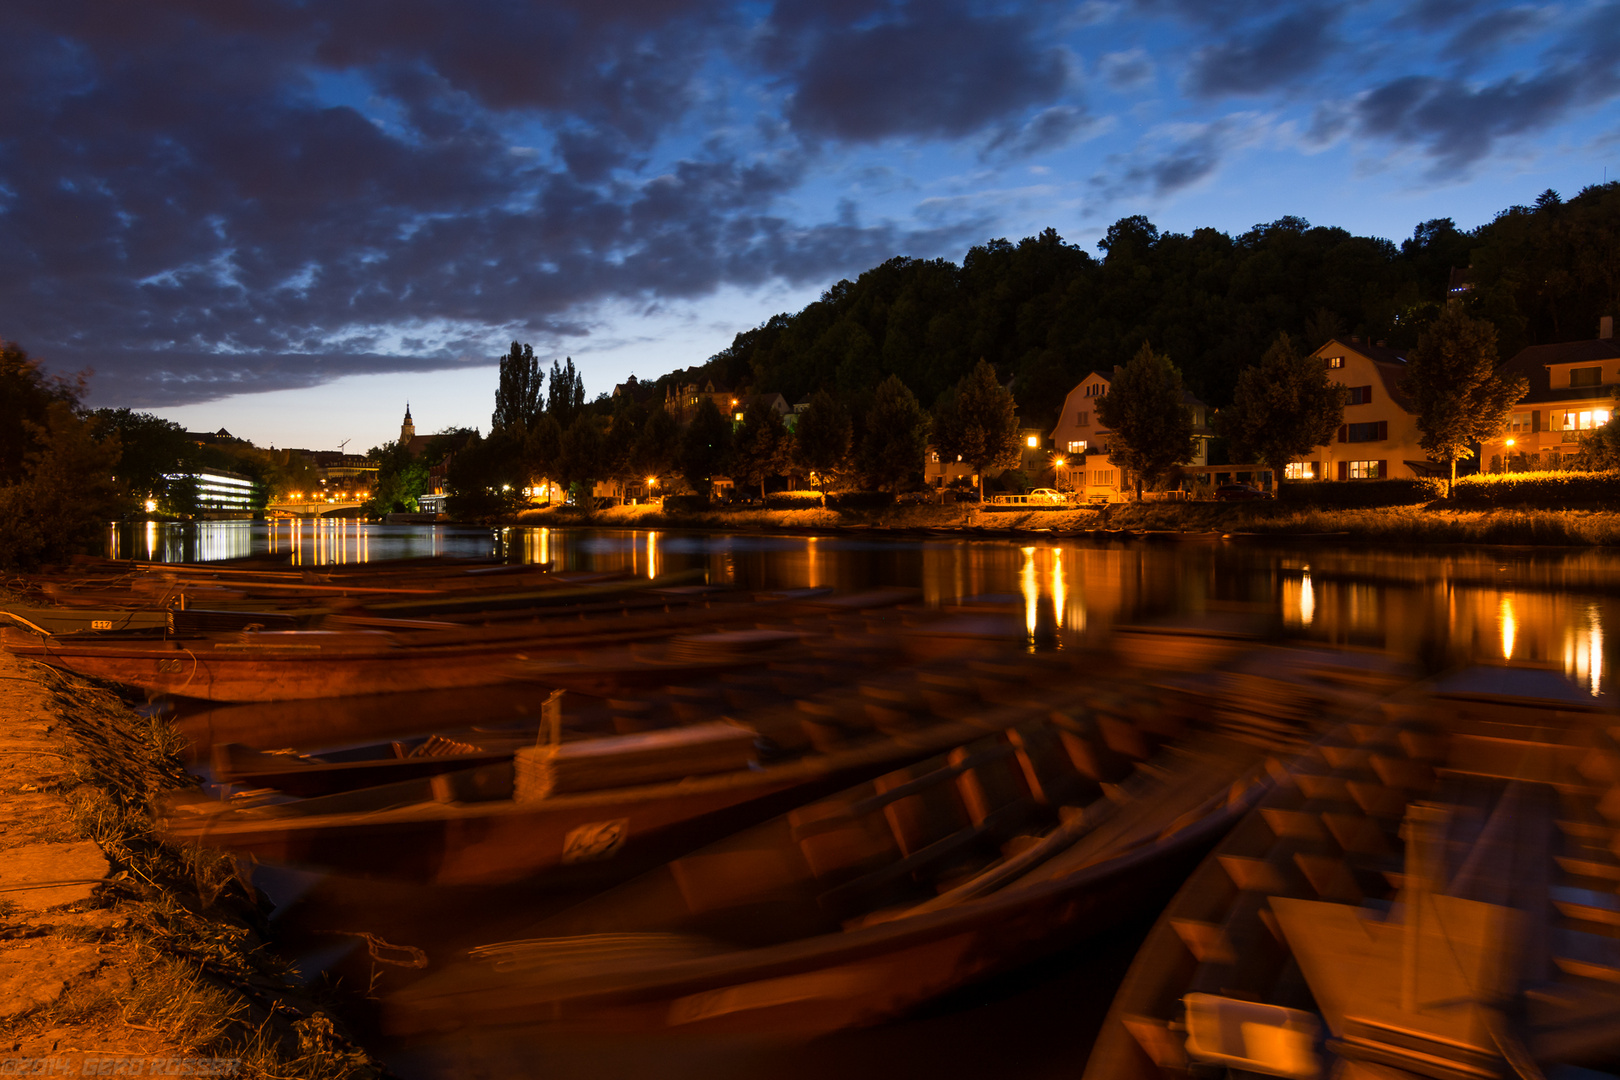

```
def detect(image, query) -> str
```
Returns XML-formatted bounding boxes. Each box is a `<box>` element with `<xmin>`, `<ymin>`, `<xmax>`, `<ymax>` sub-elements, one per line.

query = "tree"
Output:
<box><xmin>1217</xmin><ymin>332</ymin><xmax>1350</xmax><ymax>492</ymax></box>
<box><xmin>525</xmin><ymin>414</ymin><xmax>563</xmax><ymax>499</ymax></box>
<box><xmin>935</xmin><ymin>359</ymin><xmax>1021</xmax><ymax>500</ymax></box>
<box><xmin>92</xmin><ymin>408</ymin><xmax>198</xmax><ymax>512</ymax></box>
<box><xmin>556</xmin><ymin>413</ymin><xmax>606</xmax><ymax>503</ymax></box>
<box><xmin>679</xmin><ymin>397</ymin><xmax>733</xmax><ymax>499</ymax></box>
<box><xmin>634</xmin><ymin>408</ymin><xmax>681</xmax><ymax>495</ymax></box>
<box><xmin>602</xmin><ymin>397</ymin><xmax>648</xmax><ymax>502</ymax></box>
<box><xmin>1401</xmin><ymin>301</ymin><xmax>1528</xmax><ymax>494</ymax></box>
<box><xmin>547</xmin><ymin>357</ymin><xmax>586</xmax><ymax>428</ymax></box>
<box><xmin>0</xmin><ymin>403</ymin><xmax>123</xmax><ymax>569</ymax></box>
<box><xmin>1576</xmin><ymin>415</ymin><xmax>1620</xmax><ymax>471</ymax></box>
<box><xmin>364</xmin><ymin>440</ymin><xmax>430</xmax><ymax>515</ymax></box>
<box><xmin>1</xmin><ymin>340</ymin><xmax>82</xmax><ymax>486</ymax></box>
<box><xmin>857</xmin><ymin>375</ymin><xmax>931</xmax><ymax>492</ymax></box>
<box><xmin>493</xmin><ymin>342</ymin><xmax>544</xmax><ymax>435</ymax></box>
<box><xmin>793</xmin><ymin>390</ymin><xmax>853</xmax><ymax>505</ymax></box>
<box><xmin>444</xmin><ymin>431</ymin><xmax>527</xmax><ymax>519</ymax></box>
<box><xmin>732</xmin><ymin>401</ymin><xmax>793</xmax><ymax>497</ymax></box>
<box><xmin>1095</xmin><ymin>342</ymin><xmax>1198</xmax><ymax>499</ymax></box>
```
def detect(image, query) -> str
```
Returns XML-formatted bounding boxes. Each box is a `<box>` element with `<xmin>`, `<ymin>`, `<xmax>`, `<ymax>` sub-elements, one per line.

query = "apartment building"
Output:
<box><xmin>1046</xmin><ymin>370</ymin><xmax>1210</xmax><ymax>500</ymax></box>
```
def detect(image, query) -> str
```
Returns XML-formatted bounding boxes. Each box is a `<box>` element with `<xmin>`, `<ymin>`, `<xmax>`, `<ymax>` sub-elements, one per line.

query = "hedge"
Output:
<box><xmin>1448</xmin><ymin>470</ymin><xmax>1620</xmax><ymax>507</ymax></box>
<box><xmin>1278</xmin><ymin>478</ymin><xmax>1445</xmax><ymax>508</ymax></box>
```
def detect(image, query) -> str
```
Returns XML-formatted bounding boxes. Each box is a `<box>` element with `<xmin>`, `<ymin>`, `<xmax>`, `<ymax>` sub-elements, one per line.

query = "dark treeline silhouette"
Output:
<box><xmin>659</xmin><ymin>184</ymin><xmax>1620</xmax><ymax>429</ymax></box>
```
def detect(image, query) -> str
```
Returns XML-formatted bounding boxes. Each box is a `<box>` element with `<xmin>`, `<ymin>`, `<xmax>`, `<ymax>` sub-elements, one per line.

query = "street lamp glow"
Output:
<box><xmin>1505</xmin><ymin>438</ymin><xmax>1516</xmax><ymax>448</ymax></box>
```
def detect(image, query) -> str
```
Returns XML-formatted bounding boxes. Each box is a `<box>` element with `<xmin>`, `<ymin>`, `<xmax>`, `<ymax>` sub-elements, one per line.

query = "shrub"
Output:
<box><xmin>763</xmin><ymin>490</ymin><xmax>825</xmax><ymax>507</ymax></box>
<box><xmin>1448</xmin><ymin>470</ymin><xmax>1620</xmax><ymax>508</ymax></box>
<box><xmin>661</xmin><ymin>494</ymin><xmax>710</xmax><ymax>513</ymax></box>
<box><xmin>827</xmin><ymin>490</ymin><xmax>895</xmax><ymax>510</ymax></box>
<box><xmin>1277</xmin><ymin>478</ymin><xmax>1444</xmax><ymax>508</ymax></box>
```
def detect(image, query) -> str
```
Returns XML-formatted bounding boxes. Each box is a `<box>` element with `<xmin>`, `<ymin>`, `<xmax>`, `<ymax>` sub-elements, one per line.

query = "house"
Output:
<box><xmin>664</xmin><ymin>380</ymin><xmax>736</xmax><ymax>425</ymax></box>
<box><xmin>1286</xmin><ymin>339</ymin><xmax>1433</xmax><ymax>481</ymax></box>
<box><xmin>1046</xmin><ymin>370</ymin><xmax>1211</xmax><ymax>501</ymax></box>
<box><xmin>730</xmin><ymin>392</ymin><xmax>790</xmax><ymax>425</ymax></box>
<box><xmin>1482</xmin><ymin>319</ymin><xmax>1620</xmax><ymax>472</ymax></box>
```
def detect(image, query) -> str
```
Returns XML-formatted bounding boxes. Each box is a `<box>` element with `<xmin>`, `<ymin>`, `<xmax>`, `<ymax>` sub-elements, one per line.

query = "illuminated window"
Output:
<box><xmin>1557</xmin><ymin>410</ymin><xmax>1612</xmax><ymax>431</ymax></box>
<box><xmin>1067</xmin><ymin>440</ymin><xmax>1087</xmax><ymax>454</ymax></box>
<box><xmin>1026</xmin><ymin>435</ymin><xmax>1039</xmax><ymax>448</ymax></box>
<box><xmin>1325</xmin><ymin>356</ymin><xmax>1344</xmax><ymax>369</ymax></box>
<box><xmin>1571</xmin><ymin>366</ymin><xmax>1602</xmax><ymax>387</ymax></box>
<box><xmin>1348</xmin><ymin>460</ymin><xmax>1381</xmax><ymax>479</ymax></box>
<box><xmin>1284</xmin><ymin>462</ymin><xmax>1316</xmax><ymax>480</ymax></box>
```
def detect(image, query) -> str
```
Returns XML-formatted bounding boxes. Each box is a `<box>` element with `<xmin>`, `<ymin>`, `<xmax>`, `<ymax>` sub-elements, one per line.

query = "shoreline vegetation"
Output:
<box><xmin>0</xmin><ymin>648</ymin><xmax>383</xmax><ymax>1080</ymax></box>
<box><xmin>504</xmin><ymin>499</ymin><xmax>1620</xmax><ymax>547</ymax></box>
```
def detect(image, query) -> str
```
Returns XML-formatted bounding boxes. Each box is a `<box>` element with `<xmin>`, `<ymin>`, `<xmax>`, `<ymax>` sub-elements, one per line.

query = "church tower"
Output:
<box><xmin>400</xmin><ymin>404</ymin><xmax>415</xmax><ymax>445</ymax></box>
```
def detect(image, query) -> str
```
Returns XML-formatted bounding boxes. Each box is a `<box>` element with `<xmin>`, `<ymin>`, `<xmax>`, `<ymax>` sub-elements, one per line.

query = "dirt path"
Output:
<box><xmin>0</xmin><ymin>644</ymin><xmax>381</xmax><ymax>1078</ymax></box>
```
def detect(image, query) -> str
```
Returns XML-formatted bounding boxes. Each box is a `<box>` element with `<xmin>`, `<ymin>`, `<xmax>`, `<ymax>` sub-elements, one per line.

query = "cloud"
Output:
<box><xmin>1353</xmin><ymin>69</ymin><xmax>1586</xmax><ymax>175</ymax></box>
<box><xmin>1097</xmin><ymin>49</ymin><xmax>1155</xmax><ymax>91</ymax></box>
<box><xmin>768</xmin><ymin>1</ymin><xmax>1071</xmax><ymax>141</ymax></box>
<box><xmin>983</xmin><ymin>106</ymin><xmax>1097</xmax><ymax>159</ymax></box>
<box><xmin>1185</xmin><ymin>7</ymin><xmax>1341</xmax><ymax>97</ymax></box>
<box><xmin>1442</xmin><ymin>7</ymin><xmax>1551</xmax><ymax>62</ymax></box>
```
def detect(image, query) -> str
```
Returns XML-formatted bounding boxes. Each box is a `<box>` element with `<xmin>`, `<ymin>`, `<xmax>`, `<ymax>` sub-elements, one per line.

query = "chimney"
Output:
<box><xmin>1601</xmin><ymin>316</ymin><xmax>1614</xmax><ymax>340</ymax></box>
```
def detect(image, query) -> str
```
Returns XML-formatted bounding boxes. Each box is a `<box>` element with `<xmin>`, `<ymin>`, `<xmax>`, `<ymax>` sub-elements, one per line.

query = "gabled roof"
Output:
<box><xmin>1499</xmin><ymin>339</ymin><xmax>1620</xmax><ymax>405</ymax></box>
<box><xmin>1316</xmin><ymin>338</ymin><xmax>1415</xmax><ymax>413</ymax></box>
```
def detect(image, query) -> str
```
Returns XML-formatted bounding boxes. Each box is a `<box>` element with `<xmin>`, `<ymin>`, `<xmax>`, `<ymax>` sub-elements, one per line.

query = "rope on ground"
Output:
<box><xmin>332</xmin><ymin>930</ymin><xmax>429</xmax><ymax>969</ymax></box>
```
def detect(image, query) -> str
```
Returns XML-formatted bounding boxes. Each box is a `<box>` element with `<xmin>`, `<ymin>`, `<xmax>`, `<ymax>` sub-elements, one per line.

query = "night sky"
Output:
<box><xmin>5</xmin><ymin>1</ymin><xmax>1617</xmax><ymax>451</ymax></box>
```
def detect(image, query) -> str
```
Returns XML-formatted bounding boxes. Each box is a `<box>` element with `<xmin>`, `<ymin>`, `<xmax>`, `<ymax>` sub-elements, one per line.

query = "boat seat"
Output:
<box><xmin>1008</xmin><ymin>723</ymin><xmax>1100</xmax><ymax>808</ymax></box>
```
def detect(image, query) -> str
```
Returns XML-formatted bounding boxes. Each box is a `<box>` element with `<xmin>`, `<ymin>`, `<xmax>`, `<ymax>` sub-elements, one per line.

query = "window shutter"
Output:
<box><xmin>1337</xmin><ymin>425</ymin><xmax>1347</xmax><ymax>443</ymax></box>
<box><xmin>1532</xmin><ymin>411</ymin><xmax>1540</xmax><ymax>433</ymax></box>
<box><xmin>1378</xmin><ymin>420</ymin><xmax>1387</xmax><ymax>441</ymax></box>
<box><xmin>1337</xmin><ymin>461</ymin><xmax>1348</xmax><ymax>481</ymax></box>
<box><xmin>1377</xmin><ymin>460</ymin><xmax>1387</xmax><ymax>478</ymax></box>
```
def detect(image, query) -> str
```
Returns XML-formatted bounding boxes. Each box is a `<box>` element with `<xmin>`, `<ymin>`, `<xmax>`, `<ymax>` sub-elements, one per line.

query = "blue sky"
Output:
<box><xmin>3</xmin><ymin>0</ymin><xmax>1617</xmax><ymax>451</ymax></box>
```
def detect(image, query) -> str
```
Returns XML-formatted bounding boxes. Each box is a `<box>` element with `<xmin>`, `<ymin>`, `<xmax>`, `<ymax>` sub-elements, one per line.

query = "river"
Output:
<box><xmin>108</xmin><ymin>520</ymin><xmax>1614</xmax><ymax>1077</ymax></box>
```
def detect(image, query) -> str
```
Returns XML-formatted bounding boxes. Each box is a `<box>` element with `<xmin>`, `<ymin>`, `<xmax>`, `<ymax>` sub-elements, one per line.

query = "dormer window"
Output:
<box><xmin>1571</xmin><ymin>367</ymin><xmax>1602</xmax><ymax>387</ymax></box>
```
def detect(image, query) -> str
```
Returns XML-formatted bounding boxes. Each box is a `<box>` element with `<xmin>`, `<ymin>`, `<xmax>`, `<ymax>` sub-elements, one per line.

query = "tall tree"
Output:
<box><xmin>634</xmin><ymin>408</ymin><xmax>681</xmax><ymax>495</ymax></box>
<box><xmin>934</xmin><ymin>359</ymin><xmax>1020</xmax><ymax>500</ymax></box>
<box><xmin>1401</xmin><ymin>301</ymin><xmax>1528</xmax><ymax>494</ymax></box>
<box><xmin>679</xmin><ymin>397</ymin><xmax>733</xmax><ymax>500</ymax></box>
<box><xmin>858</xmin><ymin>375</ymin><xmax>931</xmax><ymax>492</ymax></box>
<box><xmin>0</xmin><ymin>403</ymin><xmax>123</xmax><ymax>568</ymax></box>
<box><xmin>1095</xmin><ymin>342</ymin><xmax>1198</xmax><ymax>500</ymax></box>
<box><xmin>525</xmin><ymin>414</ymin><xmax>563</xmax><ymax>499</ymax></box>
<box><xmin>793</xmin><ymin>390</ymin><xmax>853</xmax><ymax>505</ymax></box>
<box><xmin>1</xmin><ymin>340</ymin><xmax>82</xmax><ymax>486</ymax></box>
<box><xmin>556</xmin><ymin>413</ymin><xmax>606</xmax><ymax>503</ymax></box>
<box><xmin>547</xmin><ymin>357</ymin><xmax>586</xmax><ymax>428</ymax></box>
<box><xmin>1217</xmin><ymin>332</ymin><xmax>1350</xmax><ymax>492</ymax></box>
<box><xmin>493</xmin><ymin>342</ymin><xmax>544</xmax><ymax>434</ymax></box>
<box><xmin>91</xmin><ymin>408</ymin><xmax>197</xmax><ymax>510</ymax></box>
<box><xmin>732</xmin><ymin>400</ymin><xmax>793</xmax><ymax>497</ymax></box>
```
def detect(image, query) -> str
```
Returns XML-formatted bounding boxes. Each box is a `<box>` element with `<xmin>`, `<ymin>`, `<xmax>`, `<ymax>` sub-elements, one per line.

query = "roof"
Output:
<box><xmin>1316</xmin><ymin>338</ymin><xmax>1414</xmax><ymax>413</ymax></box>
<box><xmin>1499</xmin><ymin>339</ymin><xmax>1620</xmax><ymax>405</ymax></box>
<box><xmin>1079</xmin><ymin>369</ymin><xmax>1206</xmax><ymax>408</ymax></box>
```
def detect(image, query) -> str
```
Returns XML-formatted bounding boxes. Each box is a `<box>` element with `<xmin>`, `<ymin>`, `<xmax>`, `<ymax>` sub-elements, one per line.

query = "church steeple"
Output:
<box><xmin>400</xmin><ymin>403</ymin><xmax>415</xmax><ymax>444</ymax></box>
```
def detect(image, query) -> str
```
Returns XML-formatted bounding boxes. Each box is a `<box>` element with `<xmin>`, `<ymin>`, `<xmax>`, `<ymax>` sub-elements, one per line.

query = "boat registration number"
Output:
<box><xmin>562</xmin><ymin>819</ymin><xmax>628</xmax><ymax>864</ymax></box>
<box><xmin>91</xmin><ymin>620</ymin><xmax>113</xmax><ymax>630</ymax></box>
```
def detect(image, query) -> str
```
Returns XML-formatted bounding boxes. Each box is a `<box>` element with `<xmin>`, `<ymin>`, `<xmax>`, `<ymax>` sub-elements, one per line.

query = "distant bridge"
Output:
<box><xmin>265</xmin><ymin>500</ymin><xmax>367</xmax><ymax>518</ymax></box>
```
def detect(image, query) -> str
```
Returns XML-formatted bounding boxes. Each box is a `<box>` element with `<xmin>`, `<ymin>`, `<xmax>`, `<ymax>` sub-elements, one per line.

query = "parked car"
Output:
<box><xmin>1214</xmin><ymin>483</ymin><xmax>1270</xmax><ymax>501</ymax></box>
<box><xmin>1027</xmin><ymin>488</ymin><xmax>1066</xmax><ymax>504</ymax></box>
<box><xmin>897</xmin><ymin>490</ymin><xmax>935</xmax><ymax>505</ymax></box>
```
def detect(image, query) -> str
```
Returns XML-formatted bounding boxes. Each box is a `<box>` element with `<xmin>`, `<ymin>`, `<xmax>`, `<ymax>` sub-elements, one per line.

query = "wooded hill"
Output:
<box><xmin>661</xmin><ymin>184</ymin><xmax>1620</xmax><ymax>429</ymax></box>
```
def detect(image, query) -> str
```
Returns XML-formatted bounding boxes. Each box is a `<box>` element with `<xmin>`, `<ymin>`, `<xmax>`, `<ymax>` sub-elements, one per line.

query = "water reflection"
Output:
<box><xmin>110</xmin><ymin>523</ymin><xmax>1616</xmax><ymax>692</ymax></box>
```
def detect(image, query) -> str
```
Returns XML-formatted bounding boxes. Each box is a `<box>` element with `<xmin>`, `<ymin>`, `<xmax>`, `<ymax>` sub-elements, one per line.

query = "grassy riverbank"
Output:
<box><xmin>509</xmin><ymin>500</ymin><xmax>1620</xmax><ymax>546</ymax></box>
<box><xmin>0</xmin><ymin>648</ymin><xmax>382</xmax><ymax>1079</ymax></box>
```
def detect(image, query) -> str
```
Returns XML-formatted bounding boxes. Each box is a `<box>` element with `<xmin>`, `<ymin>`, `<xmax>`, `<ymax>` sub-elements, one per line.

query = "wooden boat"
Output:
<box><xmin>160</xmin><ymin>648</ymin><xmax>1151</xmax><ymax>886</ymax></box>
<box><xmin>1083</xmin><ymin>663</ymin><xmax>1620</xmax><ymax>1080</ymax></box>
<box><xmin>382</xmin><ymin>644</ymin><xmax>1405</xmax><ymax>1038</ymax></box>
<box><xmin>210</xmin><ymin>734</ymin><xmax>533</xmax><ymax>799</ymax></box>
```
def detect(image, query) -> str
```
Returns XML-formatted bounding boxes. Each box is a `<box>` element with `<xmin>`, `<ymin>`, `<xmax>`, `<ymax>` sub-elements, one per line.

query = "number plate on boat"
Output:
<box><xmin>562</xmin><ymin>819</ymin><xmax>628</xmax><ymax>863</ymax></box>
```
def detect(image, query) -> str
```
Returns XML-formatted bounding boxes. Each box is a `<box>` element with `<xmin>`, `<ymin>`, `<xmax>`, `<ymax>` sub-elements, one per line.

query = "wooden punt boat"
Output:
<box><xmin>161</xmin><ymin>648</ymin><xmax>1171</xmax><ymax>886</ymax></box>
<box><xmin>383</xmin><ymin>644</ymin><xmax>1403</xmax><ymax>1038</ymax></box>
<box><xmin>1083</xmin><ymin>663</ymin><xmax>1620</xmax><ymax>1080</ymax></box>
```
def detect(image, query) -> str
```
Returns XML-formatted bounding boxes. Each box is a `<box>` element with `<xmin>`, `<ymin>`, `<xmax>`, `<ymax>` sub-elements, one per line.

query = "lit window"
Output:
<box><xmin>1325</xmin><ymin>356</ymin><xmax>1344</xmax><ymax>369</ymax></box>
<box><xmin>1026</xmin><ymin>435</ymin><xmax>1039</xmax><ymax>448</ymax></box>
<box><xmin>1348</xmin><ymin>460</ymin><xmax>1381</xmax><ymax>479</ymax></box>
<box><xmin>1284</xmin><ymin>462</ymin><xmax>1316</xmax><ymax>480</ymax></box>
<box><xmin>1067</xmin><ymin>440</ymin><xmax>1087</xmax><ymax>454</ymax></box>
<box><xmin>1558</xmin><ymin>410</ymin><xmax>1611</xmax><ymax>431</ymax></box>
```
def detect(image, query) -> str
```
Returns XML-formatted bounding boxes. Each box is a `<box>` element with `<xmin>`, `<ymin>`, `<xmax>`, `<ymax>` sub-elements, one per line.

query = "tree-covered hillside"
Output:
<box><xmin>672</xmin><ymin>184</ymin><xmax>1620</xmax><ymax>429</ymax></box>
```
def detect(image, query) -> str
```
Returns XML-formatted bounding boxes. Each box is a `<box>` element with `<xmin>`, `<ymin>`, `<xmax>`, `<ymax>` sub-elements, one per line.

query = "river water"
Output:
<box><xmin>111</xmin><ymin>519</ymin><xmax>1613</xmax><ymax>695</ymax></box>
<box><xmin>107</xmin><ymin>520</ymin><xmax>1616</xmax><ymax>1077</ymax></box>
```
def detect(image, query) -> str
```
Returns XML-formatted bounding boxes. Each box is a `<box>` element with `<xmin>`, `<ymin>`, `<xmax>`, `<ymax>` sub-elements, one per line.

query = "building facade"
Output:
<box><xmin>1046</xmin><ymin>370</ymin><xmax>1211</xmax><ymax>501</ymax></box>
<box><xmin>1288</xmin><ymin>339</ymin><xmax>1433</xmax><ymax>481</ymax></box>
<box><xmin>1481</xmin><ymin>326</ymin><xmax>1620</xmax><ymax>472</ymax></box>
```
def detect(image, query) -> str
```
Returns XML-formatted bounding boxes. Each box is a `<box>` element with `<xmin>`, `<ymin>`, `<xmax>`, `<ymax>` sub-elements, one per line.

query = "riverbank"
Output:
<box><xmin>0</xmin><ymin>648</ymin><xmax>382</xmax><ymax>1079</ymax></box>
<box><xmin>508</xmin><ymin>500</ymin><xmax>1620</xmax><ymax>546</ymax></box>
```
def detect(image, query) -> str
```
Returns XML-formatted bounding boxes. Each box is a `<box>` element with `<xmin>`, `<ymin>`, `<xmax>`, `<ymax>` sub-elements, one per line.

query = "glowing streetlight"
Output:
<box><xmin>1505</xmin><ymin>438</ymin><xmax>1516</xmax><ymax>448</ymax></box>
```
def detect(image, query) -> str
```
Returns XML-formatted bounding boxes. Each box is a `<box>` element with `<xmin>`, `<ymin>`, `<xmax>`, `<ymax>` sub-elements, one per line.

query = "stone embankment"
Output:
<box><xmin>0</xmin><ymin>646</ymin><xmax>380</xmax><ymax>1079</ymax></box>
